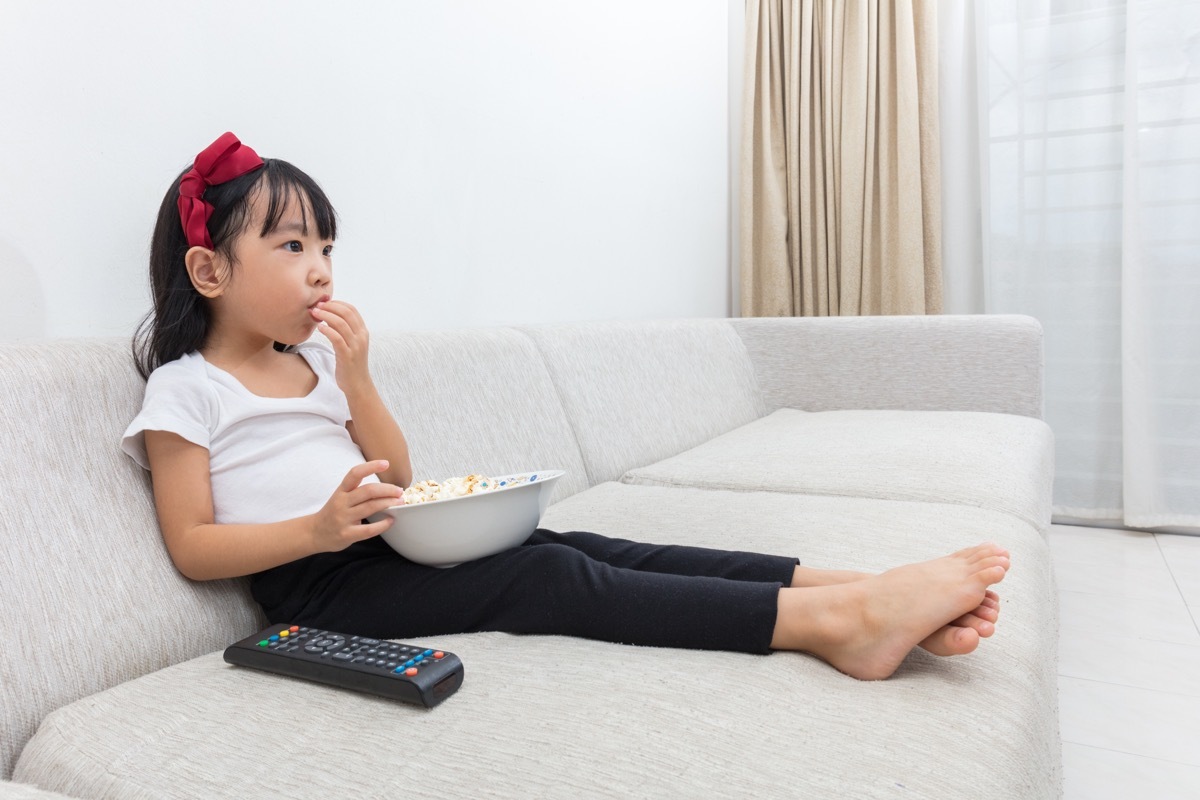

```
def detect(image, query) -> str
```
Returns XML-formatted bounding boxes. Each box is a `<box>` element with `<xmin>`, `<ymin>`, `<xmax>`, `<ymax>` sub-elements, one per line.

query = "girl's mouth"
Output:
<box><xmin>308</xmin><ymin>294</ymin><xmax>332</xmax><ymax>310</ymax></box>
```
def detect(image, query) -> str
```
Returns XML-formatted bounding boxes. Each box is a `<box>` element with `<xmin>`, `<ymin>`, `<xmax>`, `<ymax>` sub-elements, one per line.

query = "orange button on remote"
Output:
<box><xmin>405</xmin><ymin>667</ymin><xmax>418</xmax><ymax>677</ymax></box>
<box><xmin>433</xmin><ymin>651</ymin><xmax>444</xmax><ymax>659</ymax></box>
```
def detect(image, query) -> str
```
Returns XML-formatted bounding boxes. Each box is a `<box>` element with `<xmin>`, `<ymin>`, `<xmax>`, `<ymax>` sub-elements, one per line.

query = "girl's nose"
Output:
<box><xmin>310</xmin><ymin>260</ymin><xmax>331</xmax><ymax>286</ymax></box>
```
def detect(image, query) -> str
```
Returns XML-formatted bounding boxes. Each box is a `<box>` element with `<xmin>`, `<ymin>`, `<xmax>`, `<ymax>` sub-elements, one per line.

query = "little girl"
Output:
<box><xmin>123</xmin><ymin>132</ymin><xmax>1010</xmax><ymax>681</ymax></box>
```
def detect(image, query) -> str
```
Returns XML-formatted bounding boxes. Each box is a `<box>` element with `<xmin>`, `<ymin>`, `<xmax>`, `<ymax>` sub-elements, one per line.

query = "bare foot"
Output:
<box><xmin>773</xmin><ymin>544</ymin><xmax>1010</xmax><ymax>680</ymax></box>
<box><xmin>792</xmin><ymin>566</ymin><xmax>1003</xmax><ymax>657</ymax></box>
<box><xmin>918</xmin><ymin>590</ymin><xmax>1001</xmax><ymax>656</ymax></box>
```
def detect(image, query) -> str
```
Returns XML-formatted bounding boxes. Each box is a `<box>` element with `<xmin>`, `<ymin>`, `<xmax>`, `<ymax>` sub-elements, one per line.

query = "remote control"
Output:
<box><xmin>223</xmin><ymin>624</ymin><xmax>464</xmax><ymax>708</ymax></box>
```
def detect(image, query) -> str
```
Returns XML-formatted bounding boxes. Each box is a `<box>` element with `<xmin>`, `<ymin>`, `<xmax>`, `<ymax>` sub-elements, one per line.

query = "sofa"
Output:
<box><xmin>0</xmin><ymin>314</ymin><xmax>1060</xmax><ymax>799</ymax></box>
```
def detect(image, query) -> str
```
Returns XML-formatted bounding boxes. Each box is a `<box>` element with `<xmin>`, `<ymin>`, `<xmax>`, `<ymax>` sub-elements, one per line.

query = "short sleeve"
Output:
<box><xmin>120</xmin><ymin>357</ymin><xmax>216</xmax><ymax>469</ymax></box>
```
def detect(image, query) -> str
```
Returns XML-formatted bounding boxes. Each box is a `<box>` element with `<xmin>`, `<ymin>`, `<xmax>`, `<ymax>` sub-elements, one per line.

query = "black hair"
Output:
<box><xmin>132</xmin><ymin>157</ymin><xmax>338</xmax><ymax>379</ymax></box>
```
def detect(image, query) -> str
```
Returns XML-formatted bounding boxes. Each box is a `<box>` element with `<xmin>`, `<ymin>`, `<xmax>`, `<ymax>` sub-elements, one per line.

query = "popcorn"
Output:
<box><xmin>401</xmin><ymin>474</ymin><xmax>502</xmax><ymax>505</ymax></box>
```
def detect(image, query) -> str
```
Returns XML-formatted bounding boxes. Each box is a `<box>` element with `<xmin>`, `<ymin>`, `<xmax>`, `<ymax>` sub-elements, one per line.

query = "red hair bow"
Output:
<box><xmin>177</xmin><ymin>132</ymin><xmax>264</xmax><ymax>249</ymax></box>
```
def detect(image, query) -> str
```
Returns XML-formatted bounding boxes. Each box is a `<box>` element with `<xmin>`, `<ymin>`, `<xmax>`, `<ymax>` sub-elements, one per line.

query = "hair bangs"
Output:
<box><xmin>257</xmin><ymin>159</ymin><xmax>338</xmax><ymax>242</ymax></box>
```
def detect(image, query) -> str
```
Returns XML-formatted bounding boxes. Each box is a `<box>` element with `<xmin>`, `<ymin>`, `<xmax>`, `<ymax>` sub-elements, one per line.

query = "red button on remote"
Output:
<box><xmin>405</xmin><ymin>667</ymin><xmax>418</xmax><ymax>677</ymax></box>
<box><xmin>433</xmin><ymin>651</ymin><xmax>444</xmax><ymax>659</ymax></box>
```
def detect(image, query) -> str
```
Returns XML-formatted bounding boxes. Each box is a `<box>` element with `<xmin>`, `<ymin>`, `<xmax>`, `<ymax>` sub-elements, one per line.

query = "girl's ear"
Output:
<box><xmin>184</xmin><ymin>246</ymin><xmax>229</xmax><ymax>298</ymax></box>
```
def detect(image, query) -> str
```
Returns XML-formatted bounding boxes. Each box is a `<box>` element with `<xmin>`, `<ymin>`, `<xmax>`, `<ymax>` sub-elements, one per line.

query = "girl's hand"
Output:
<box><xmin>311</xmin><ymin>461</ymin><xmax>404</xmax><ymax>552</ymax></box>
<box><xmin>311</xmin><ymin>299</ymin><xmax>372</xmax><ymax>398</ymax></box>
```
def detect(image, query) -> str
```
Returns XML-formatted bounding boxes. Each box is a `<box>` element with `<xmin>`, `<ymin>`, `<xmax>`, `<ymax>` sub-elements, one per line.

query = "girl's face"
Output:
<box><xmin>215</xmin><ymin>188</ymin><xmax>335</xmax><ymax>348</ymax></box>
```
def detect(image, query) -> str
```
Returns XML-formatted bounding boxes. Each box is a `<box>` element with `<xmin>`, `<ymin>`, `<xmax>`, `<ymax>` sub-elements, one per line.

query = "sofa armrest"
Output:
<box><xmin>730</xmin><ymin>314</ymin><xmax>1044</xmax><ymax>419</ymax></box>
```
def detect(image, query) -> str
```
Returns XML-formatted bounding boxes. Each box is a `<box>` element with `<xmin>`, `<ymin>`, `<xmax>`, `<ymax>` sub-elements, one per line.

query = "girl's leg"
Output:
<box><xmin>273</xmin><ymin>537</ymin><xmax>786</xmax><ymax>654</ymax></box>
<box><xmin>525</xmin><ymin>529</ymin><xmax>798</xmax><ymax>585</ymax></box>
<box><xmin>533</xmin><ymin>532</ymin><xmax>1006</xmax><ymax>653</ymax></box>
<box><xmin>253</xmin><ymin>535</ymin><xmax>1012</xmax><ymax>678</ymax></box>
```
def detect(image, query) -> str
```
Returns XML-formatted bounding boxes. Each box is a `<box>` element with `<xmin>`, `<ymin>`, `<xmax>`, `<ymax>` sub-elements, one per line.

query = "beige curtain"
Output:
<box><xmin>740</xmin><ymin>0</ymin><xmax>943</xmax><ymax>317</ymax></box>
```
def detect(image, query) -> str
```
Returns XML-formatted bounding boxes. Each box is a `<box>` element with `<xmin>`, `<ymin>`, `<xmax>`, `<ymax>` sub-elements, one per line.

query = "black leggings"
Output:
<box><xmin>251</xmin><ymin>530</ymin><xmax>798</xmax><ymax>654</ymax></box>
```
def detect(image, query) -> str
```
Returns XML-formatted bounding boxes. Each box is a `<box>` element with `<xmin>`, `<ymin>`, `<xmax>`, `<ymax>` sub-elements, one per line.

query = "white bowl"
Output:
<box><xmin>369</xmin><ymin>470</ymin><xmax>565</xmax><ymax>568</ymax></box>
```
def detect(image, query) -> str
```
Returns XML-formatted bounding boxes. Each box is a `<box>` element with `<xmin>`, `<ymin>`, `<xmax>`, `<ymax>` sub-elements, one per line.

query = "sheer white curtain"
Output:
<box><xmin>942</xmin><ymin>0</ymin><xmax>1200</xmax><ymax>531</ymax></box>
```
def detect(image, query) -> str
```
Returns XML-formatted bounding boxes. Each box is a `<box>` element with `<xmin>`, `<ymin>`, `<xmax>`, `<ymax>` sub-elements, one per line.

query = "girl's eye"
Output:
<box><xmin>323</xmin><ymin>245</ymin><xmax>334</xmax><ymax>257</ymax></box>
<box><xmin>285</xmin><ymin>241</ymin><xmax>302</xmax><ymax>253</ymax></box>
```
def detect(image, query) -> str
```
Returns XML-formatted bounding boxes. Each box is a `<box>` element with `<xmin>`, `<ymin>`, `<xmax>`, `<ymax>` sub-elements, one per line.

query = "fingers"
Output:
<box><xmin>312</xmin><ymin>301</ymin><xmax>365</xmax><ymax>342</ymax></box>
<box><xmin>340</xmin><ymin>460</ymin><xmax>390</xmax><ymax>492</ymax></box>
<box><xmin>318</xmin><ymin>300</ymin><xmax>364</xmax><ymax>327</ymax></box>
<box><xmin>346</xmin><ymin>483</ymin><xmax>405</xmax><ymax>512</ymax></box>
<box><xmin>350</xmin><ymin>516</ymin><xmax>395</xmax><ymax>542</ymax></box>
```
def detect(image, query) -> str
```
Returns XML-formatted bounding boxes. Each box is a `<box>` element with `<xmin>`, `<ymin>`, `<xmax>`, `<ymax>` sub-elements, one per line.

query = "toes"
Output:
<box><xmin>951</xmin><ymin>612</ymin><xmax>996</xmax><ymax>637</ymax></box>
<box><xmin>978</xmin><ymin>564</ymin><xmax>1007</xmax><ymax>585</ymax></box>
<box><xmin>970</xmin><ymin>603</ymin><xmax>998</xmax><ymax>623</ymax></box>
<box><xmin>965</xmin><ymin>543</ymin><xmax>1011</xmax><ymax>564</ymax></box>
<box><xmin>920</xmin><ymin>624</ymin><xmax>981</xmax><ymax>656</ymax></box>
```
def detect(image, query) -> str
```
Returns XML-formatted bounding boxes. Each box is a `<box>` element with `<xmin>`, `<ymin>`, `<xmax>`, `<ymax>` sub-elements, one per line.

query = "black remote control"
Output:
<box><xmin>223</xmin><ymin>624</ymin><xmax>464</xmax><ymax>708</ymax></box>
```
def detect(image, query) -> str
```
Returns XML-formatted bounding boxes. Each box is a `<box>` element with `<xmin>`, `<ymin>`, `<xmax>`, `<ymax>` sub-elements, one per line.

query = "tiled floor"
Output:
<box><xmin>1050</xmin><ymin>523</ymin><xmax>1200</xmax><ymax>798</ymax></box>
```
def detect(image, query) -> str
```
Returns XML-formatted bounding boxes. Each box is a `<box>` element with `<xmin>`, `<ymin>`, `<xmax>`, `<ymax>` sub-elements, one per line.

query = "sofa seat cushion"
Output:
<box><xmin>14</xmin><ymin>484</ymin><xmax>1059</xmax><ymax>799</ymax></box>
<box><xmin>621</xmin><ymin>408</ymin><xmax>1055</xmax><ymax>532</ymax></box>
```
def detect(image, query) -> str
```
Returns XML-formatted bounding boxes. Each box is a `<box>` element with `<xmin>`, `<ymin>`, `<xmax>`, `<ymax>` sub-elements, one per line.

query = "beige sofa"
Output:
<box><xmin>0</xmin><ymin>315</ymin><xmax>1060</xmax><ymax>799</ymax></box>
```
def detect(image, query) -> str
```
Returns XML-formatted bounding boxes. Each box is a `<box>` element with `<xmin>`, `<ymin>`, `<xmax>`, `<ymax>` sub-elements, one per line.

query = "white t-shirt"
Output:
<box><xmin>121</xmin><ymin>340</ymin><xmax>376</xmax><ymax>525</ymax></box>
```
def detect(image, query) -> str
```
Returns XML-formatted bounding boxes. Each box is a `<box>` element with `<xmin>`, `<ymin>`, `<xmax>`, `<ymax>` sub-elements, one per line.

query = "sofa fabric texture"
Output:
<box><xmin>621</xmin><ymin>407</ymin><xmax>1056</xmax><ymax>530</ymax></box>
<box><xmin>0</xmin><ymin>315</ymin><xmax>1059</xmax><ymax>798</ymax></box>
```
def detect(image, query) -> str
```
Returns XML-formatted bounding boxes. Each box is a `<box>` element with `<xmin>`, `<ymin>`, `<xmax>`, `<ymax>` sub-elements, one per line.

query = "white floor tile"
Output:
<box><xmin>1156</xmin><ymin>532</ymin><xmax>1200</xmax><ymax>550</ymax></box>
<box><xmin>1063</xmin><ymin>742</ymin><xmax>1200</xmax><ymax>800</ymax></box>
<box><xmin>1049</xmin><ymin>525</ymin><xmax>1165</xmax><ymax>569</ymax></box>
<box><xmin>1160</xmin><ymin>546</ymin><xmax>1200</xmax><ymax>607</ymax></box>
<box><xmin>1058</xmin><ymin>628</ymin><xmax>1200</xmax><ymax>697</ymax></box>
<box><xmin>1176</xmin><ymin>578</ymin><xmax>1200</xmax><ymax>608</ymax></box>
<box><xmin>1059</xmin><ymin>676</ymin><xmax>1200</xmax><ymax>766</ymax></box>
<box><xmin>1053</xmin><ymin>557</ymin><xmax>1182</xmax><ymax>603</ymax></box>
<box><xmin>1058</xmin><ymin>590</ymin><xmax>1200</xmax><ymax>645</ymax></box>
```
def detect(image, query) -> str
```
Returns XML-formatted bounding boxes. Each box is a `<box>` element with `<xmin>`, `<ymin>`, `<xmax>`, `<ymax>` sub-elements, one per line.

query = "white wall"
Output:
<box><xmin>0</xmin><ymin>1</ymin><xmax>735</xmax><ymax>341</ymax></box>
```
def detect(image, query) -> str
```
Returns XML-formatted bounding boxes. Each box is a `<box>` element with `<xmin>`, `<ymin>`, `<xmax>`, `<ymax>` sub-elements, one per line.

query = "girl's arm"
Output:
<box><xmin>311</xmin><ymin>299</ymin><xmax>414</xmax><ymax>489</ymax></box>
<box><xmin>145</xmin><ymin>430</ymin><xmax>402</xmax><ymax>581</ymax></box>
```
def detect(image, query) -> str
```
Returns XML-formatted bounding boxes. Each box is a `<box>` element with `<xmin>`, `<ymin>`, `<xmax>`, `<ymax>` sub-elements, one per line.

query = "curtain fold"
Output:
<box><xmin>740</xmin><ymin>0</ymin><xmax>943</xmax><ymax>317</ymax></box>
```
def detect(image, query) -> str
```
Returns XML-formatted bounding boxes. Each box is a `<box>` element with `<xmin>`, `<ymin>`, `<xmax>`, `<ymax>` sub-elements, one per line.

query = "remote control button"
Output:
<box><xmin>333</xmin><ymin>653</ymin><xmax>353</xmax><ymax>661</ymax></box>
<box><xmin>405</xmin><ymin>668</ymin><xmax>418</xmax><ymax>677</ymax></box>
<box><xmin>269</xmin><ymin>635</ymin><xmax>280</xmax><ymax>642</ymax></box>
<box><xmin>289</xmin><ymin>626</ymin><xmax>300</xmax><ymax>633</ymax></box>
<box><xmin>404</xmin><ymin>659</ymin><xmax>415</xmax><ymax>667</ymax></box>
<box><xmin>258</xmin><ymin>640</ymin><xmax>269</xmax><ymax>647</ymax></box>
<box><xmin>433</xmin><ymin>651</ymin><xmax>444</xmax><ymax>659</ymax></box>
<box><xmin>359</xmin><ymin>637</ymin><xmax>380</xmax><ymax>645</ymax></box>
<box><xmin>305</xmin><ymin>645</ymin><xmax>324</xmax><ymax>653</ymax></box>
<box><xmin>423</xmin><ymin>649</ymin><xmax>433</xmax><ymax>657</ymax></box>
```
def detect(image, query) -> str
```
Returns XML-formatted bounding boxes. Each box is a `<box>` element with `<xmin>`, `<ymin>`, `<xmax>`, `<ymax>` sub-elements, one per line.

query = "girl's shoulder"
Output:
<box><xmin>144</xmin><ymin>350</ymin><xmax>208</xmax><ymax>391</ymax></box>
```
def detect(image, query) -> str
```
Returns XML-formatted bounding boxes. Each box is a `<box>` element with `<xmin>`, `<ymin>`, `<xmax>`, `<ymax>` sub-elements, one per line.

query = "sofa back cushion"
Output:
<box><xmin>361</xmin><ymin>330</ymin><xmax>589</xmax><ymax>502</ymax></box>
<box><xmin>0</xmin><ymin>339</ymin><xmax>265</xmax><ymax>779</ymax></box>
<box><xmin>516</xmin><ymin>320</ymin><xmax>767</xmax><ymax>486</ymax></box>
